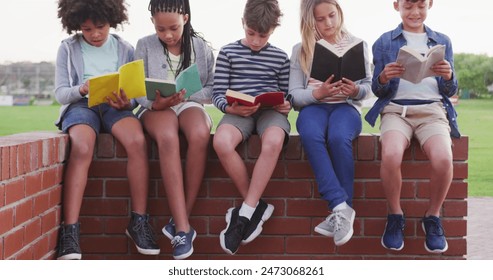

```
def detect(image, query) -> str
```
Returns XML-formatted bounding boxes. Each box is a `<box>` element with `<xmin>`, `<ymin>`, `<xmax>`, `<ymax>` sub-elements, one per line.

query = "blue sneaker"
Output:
<box><xmin>381</xmin><ymin>214</ymin><xmax>405</xmax><ymax>251</ymax></box>
<box><xmin>171</xmin><ymin>227</ymin><xmax>197</xmax><ymax>260</ymax></box>
<box><xmin>162</xmin><ymin>218</ymin><xmax>175</xmax><ymax>240</ymax></box>
<box><xmin>422</xmin><ymin>216</ymin><xmax>448</xmax><ymax>253</ymax></box>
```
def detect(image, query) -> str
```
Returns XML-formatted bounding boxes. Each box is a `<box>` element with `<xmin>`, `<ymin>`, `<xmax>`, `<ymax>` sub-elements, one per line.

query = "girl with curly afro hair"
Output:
<box><xmin>54</xmin><ymin>0</ymin><xmax>160</xmax><ymax>260</ymax></box>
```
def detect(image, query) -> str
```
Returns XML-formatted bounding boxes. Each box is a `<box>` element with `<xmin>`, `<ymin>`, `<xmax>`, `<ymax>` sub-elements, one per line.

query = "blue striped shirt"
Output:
<box><xmin>212</xmin><ymin>40</ymin><xmax>290</xmax><ymax>113</ymax></box>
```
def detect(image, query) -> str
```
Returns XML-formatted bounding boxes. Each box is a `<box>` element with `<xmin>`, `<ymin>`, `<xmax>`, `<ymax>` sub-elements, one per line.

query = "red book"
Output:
<box><xmin>225</xmin><ymin>89</ymin><xmax>285</xmax><ymax>107</ymax></box>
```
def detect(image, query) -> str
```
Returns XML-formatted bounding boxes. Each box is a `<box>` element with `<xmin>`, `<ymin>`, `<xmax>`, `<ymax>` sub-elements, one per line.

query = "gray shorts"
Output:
<box><xmin>218</xmin><ymin>109</ymin><xmax>291</xmax><ymax>144</ymax></box>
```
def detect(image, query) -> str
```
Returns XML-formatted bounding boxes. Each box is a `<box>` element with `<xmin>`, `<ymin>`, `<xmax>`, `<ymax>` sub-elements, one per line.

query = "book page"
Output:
<box><xmin>88</xmin><ymin>73</ymin><xmax>119</xmax><ymax>107</ymax></box>
<box><xmin>397</xmin><ymin>45</ymin><xmax>445</xmax><ymax>84</ymax></box>
<box><xmin>145</xmin><ymin>78</ymin><xmax>176</xmax><ymax>100</ymax></box>
<box><xmin>118</xmin><ymin>59</ymin><xmax>146</xmax><ymax>100</ymax></box>
<box><xmin>175</xmin><ymin>64</ymin><xmax>203</xmax><ymax>99</ymax></box>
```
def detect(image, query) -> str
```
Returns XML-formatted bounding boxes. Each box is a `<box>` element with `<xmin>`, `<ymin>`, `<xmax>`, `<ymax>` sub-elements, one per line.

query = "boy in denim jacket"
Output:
<box><xmin>365</xmin><ymin>0</ymin><xmax>459</xmax><ymax>254</ymax></box>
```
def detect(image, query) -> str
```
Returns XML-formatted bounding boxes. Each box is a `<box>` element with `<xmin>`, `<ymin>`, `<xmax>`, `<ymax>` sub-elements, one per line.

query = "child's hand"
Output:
<box><xmin>431</xmin><ymin>60</ymin><xmax>453</xmax><ymax>81</ymax></box>
<box><xmin>151</xmin><ymin>89</ymin><xmax>185</xmax><ymax>111</ymax></box>
<box><xmin>80</xmin><ymin>81</ymin><xmax>89</xmax><ymax>96</ymax></box>
<box><xmin>107</xmin><ymin>88</ymin><xmax>131</xmax><ymax>110</ymax></box>
<box><xmin>313</xmin><ymin>75</ymin><xmax>343</xmax><ymax>100</ymax></box>
<box><xmin>274</xmin><ymin>100</ymin><xmax>292</xmax><ymax>115</ymax></box>
<box><xmin>340</xmin><ymin>78</ymin><xmax>360</xmax><ymax>98</ymax></box>
<box><xmin>226</xmin><ymin>102</ymin><xmax>260</xmax><ymax>117</ymax></box>
<box><xmin>379</xmin><ymin>62</ymin><xmax>405</xmax><ymax>84</ymax></box>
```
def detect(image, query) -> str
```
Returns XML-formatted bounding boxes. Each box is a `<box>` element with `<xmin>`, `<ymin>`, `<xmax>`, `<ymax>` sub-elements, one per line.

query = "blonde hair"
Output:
<box><xmin>299</xmin><ymin>0</ymin><xmax>347</xmax><ymax>75</ymax></box>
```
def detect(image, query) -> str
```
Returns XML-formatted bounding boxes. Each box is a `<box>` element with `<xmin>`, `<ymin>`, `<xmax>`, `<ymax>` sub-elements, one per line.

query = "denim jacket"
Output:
<box><xmin>364</xmin><ymin>24</ymin><xmax>460</xmax><ymax>138</ymax></box>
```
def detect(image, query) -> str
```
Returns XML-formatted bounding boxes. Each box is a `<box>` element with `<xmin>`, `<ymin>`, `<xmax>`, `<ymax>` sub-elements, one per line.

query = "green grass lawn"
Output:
<box><xmin>1</xmin><ymin>99</ymin><xmax>491</xmax><ymax>196</ymax></box>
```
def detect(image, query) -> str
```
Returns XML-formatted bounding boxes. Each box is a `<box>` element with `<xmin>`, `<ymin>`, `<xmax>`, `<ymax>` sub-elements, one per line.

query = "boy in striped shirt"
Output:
<box><xmin>212</xmin><ymin>0</ymin><xmax>292</xmax><ymax>255</ymax></box>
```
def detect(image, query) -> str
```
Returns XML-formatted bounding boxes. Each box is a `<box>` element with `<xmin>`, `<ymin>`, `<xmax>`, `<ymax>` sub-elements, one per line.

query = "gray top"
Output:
<box><xmin>134</xmin><ymin>34</ymin><xmax>215</xmax><ymax>109</ymax></box>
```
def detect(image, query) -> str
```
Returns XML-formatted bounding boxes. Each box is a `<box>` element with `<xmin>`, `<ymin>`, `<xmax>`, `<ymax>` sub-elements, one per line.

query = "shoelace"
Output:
<box><xmin>171</xmin><ymin>235</ymin><xmax>186</xmax><ymax>248</ymax></box>
<box><xmin>61</xmin><ymin>231</ymin><xmax>80</xmax><ymax>252</ymax></box>
<box><xmin>133</xmin><ymin>218</ymin><xmax>156</xmax><ymax>242</ymax></box>
<box><xmin>327</xmin><ymin>211</ymin><xmax>347</xmax><ymax>232</ymax></box>
<box><xmin>386</xmin><ymin>217</ymin><xmax>404</xmax><ymax>234</ymax></box>
<box><xmin>425</xmin><ymin>219</ymin><xmax>444</xmax><ymax>236</ymax></box>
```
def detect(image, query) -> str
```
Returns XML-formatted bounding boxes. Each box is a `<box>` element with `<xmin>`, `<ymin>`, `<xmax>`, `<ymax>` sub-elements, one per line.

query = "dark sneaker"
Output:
<box><xmin>57</xmin><ymin>223</ymin><xmax>81</xmax><ymax>260</ymax></box>
<box><xmin>219</xmin><ymin>207</ymin><xmax>249</xmax><ymax>255</ymax></box>
<box><xmin>162</xmin><ymin>218</ymin><xmax>175</xmax><ymax>240</ymax></box>
<box><xmin>171</xmin><ymin>227</ymin><xmax>197</xmax><ymax>260</ymax></box>
<box><xmin>125</xmin><ymin>212</ymin><xmax>160</xmax><ymax>255</ymax></box>
<box><xmin>381</xmin><ymin>214</ymin><xmax>405</xmax><ymax>251</ymax></box>
<box><xmin>422</xmin><ymin>216</ymin><xmax>448</xmax><ymax>253</ymax></box>
<box><xmin>241</xmin><ymin>199</ymin><xmax>274</xmax><ymax>244</ymax></box>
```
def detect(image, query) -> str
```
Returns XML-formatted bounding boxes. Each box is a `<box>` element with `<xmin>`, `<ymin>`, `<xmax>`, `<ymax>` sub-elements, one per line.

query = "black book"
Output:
<box><xmin>310</xmin><ymin>39</ymin><xmax>366</xmax><ymax>82</ymax></box>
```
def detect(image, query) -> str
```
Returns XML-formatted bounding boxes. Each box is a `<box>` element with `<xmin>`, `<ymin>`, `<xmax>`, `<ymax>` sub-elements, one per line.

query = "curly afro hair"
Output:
<box><xmin>58</xmin><ymin>0</ymin><xmax>128</xmax><ymax>34</ymax></box>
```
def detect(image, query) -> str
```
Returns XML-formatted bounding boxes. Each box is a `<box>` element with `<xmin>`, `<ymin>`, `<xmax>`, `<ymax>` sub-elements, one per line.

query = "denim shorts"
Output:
<box><xmin>59</xmin><ymin>98</ymin><xmax>137</xmax><ymax>134</ymax></box>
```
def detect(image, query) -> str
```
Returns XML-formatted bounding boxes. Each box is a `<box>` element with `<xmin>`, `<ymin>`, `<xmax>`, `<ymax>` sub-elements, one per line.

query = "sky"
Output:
<box><xmin>0</xmin><ymin>0</ymin><xmax>492</xmax><ymax>63</ymax></box>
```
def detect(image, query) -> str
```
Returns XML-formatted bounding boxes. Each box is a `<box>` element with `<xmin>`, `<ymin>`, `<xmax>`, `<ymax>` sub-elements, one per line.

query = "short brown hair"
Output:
<box><xmin>243</xmin><ymin>0</ymin><xmax>283</xmax><ymax>34</ymax></box>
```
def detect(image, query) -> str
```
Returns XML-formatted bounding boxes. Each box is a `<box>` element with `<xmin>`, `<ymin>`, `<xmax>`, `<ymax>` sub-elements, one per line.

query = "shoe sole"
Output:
<box><xmin>125</xmin><ymin>229</ymin><xmax>161</xmax><ymax>255</ymax></box>
<box><xmin>380</xmin><ymin>220</ymin><xmax>404</xmax><ymax>251</ymax></box>
<box><xmin>220</xmin><ymin>211</ymin><xmax>239</xmax><ymax>255</ymax></box>
<box><xmin>333</xmin><ymin>210</ymin><xmax>356</xmax><ymax>246</ymax></box>
<box><xmin>225</xmin><ymin>205</ymin><xmax>275</xmax><ymax>245</ymax></box>
<box><xmin>421</xmin><ymin>222</ymin><xmax>448</xmax><ymax>254</ymax></box>
<box><xmin>173</xmin><ymin>230</ymin><xmax>197</xmax><ymax>260</ymax></box>
<box><xmin>57</xmin><ymin>253</ymin><xmax>81</xmax><ymax>260</ymax></box>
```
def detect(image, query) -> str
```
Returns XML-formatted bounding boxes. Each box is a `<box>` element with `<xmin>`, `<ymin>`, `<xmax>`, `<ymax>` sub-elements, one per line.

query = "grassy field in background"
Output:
<box><xmin>0</xmin><ymin>99</ymin><xmax>491</xmax><ymax>196</ymax></box>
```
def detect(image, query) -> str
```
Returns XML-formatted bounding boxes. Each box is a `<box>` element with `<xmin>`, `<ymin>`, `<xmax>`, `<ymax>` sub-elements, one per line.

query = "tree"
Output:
<box><xmin>454</xmin><ymin>53</ymin><xmax>493</xmax><ymax>98</ymax></box>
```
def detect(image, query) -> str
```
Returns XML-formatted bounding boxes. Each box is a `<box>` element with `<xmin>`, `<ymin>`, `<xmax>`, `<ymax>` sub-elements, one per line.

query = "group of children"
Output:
<box><xmin>54</xmin><ymin>0</ymin><xmax>459</xmax><ymax>260</ymax></box>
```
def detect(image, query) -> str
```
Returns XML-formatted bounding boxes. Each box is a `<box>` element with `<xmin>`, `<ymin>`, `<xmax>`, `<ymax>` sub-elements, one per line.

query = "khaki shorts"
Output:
<box><xmin>380</xmin><ymin>102</ymin><xmax>451</xmax><ymax>147</ymax></box>
<box><xmin>218</xmin><ymin>108</ymin><xmax>291</xmax><ymax>144</ymax></box>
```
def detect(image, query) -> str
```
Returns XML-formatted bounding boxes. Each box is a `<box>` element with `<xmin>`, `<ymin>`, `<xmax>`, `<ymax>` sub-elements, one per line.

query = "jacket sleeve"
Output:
<box><xmin>54</xmin><ymin>42</ymin><xmax>84</xmax><ymax>106</ymax></box>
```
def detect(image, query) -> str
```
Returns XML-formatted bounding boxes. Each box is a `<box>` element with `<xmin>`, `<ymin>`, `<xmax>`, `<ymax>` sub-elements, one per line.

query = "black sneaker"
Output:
<box><xmin>219</xmin><ymin>207</ymin><xmax>249</xmax><ymax>255</ymax></box>
<box><xmin>57</xmin><ymin>223</ymin><xmax>81</xmax><ymax>260</ymax></box>
<box><xmin>125</xmin><ymin>212</ymin><xmax>160</xmax><ymax>255</ymax></box>
<box><xmin>241</xmin><ymin>199</ymin><xmax>274</xmax><ymax>244</ymax></box>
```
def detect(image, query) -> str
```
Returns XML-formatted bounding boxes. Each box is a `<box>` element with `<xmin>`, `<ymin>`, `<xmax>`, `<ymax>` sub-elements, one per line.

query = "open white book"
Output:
<box><xmin>396</xmin><ymin>44</ymin><xmax>445</xmax><ymax>84</ymax></box>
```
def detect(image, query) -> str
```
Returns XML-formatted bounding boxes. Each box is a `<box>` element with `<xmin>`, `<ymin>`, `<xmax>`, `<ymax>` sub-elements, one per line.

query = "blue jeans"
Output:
<box><xmin>296</xmin><ymin>103</ymin><xmax>362</xmax><ymax>210</ymax></box>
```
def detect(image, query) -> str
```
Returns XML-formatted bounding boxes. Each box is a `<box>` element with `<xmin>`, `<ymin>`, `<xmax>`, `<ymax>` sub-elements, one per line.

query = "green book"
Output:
<box><xmin>145</xmin><ymin>63</ymin><xmax>202</xmax><ymax>100</ymax></box>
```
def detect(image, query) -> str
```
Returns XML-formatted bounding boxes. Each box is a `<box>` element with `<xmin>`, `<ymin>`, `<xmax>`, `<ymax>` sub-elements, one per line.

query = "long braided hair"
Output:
<box><xmin>148</xmin><ymin>0</ymin><xmax>203</xmax><ymax>76</ymax></box>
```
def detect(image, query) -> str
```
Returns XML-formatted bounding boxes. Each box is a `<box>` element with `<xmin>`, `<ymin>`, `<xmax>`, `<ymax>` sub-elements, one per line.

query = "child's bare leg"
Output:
<box><xmin>213</xmin><ymin>124</ymin><xmax>249</xmax><ymax>199</ymax></box>
<box><xmin>63</xmin><ymin>125</ymin><xmax>97</xmax><ymax>224</ymax></box>
<box><xmin>112</xmin><ymin>117</ymin><xmax>149</xmax><ymax>215</ymax></box>
<box><xmin>422</xmin><ymin>135</ymin><xmax>453</xmax><ymax>217</ymax></box>
<box><xmin>179</xmin><ymin>108</ymin><xmax>211</xmax><ymax>215</ymax></box>
<box><xmin>380</xmin><ymin>131</ymin><xmax>408</xmax><ymax>215</ymax></box>
<box><xmin>244</xmin><ymin>127</ymin><xmax>284</xmax><ymax>207</ymax></box>
<box><xmin>142</xmin><ymin>110</ymin><xmax>189</xmax><ymax>232</ymax></box>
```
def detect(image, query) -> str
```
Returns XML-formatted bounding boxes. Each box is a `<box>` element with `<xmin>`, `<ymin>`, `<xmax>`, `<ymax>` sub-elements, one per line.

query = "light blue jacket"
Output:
<box><xmin>134</xmin><ymin>34</ymin><xmax>215</xmax><ymax>109</ymax></box>
<box><xmin>54</xmin><ymin>34</ymin><xmax>134</xmax><ymax>126</ymax></box>
<box><xmin>365</xmin><ymin>24</ymin><xmax>460</xmax><ymax>138</ymax></box>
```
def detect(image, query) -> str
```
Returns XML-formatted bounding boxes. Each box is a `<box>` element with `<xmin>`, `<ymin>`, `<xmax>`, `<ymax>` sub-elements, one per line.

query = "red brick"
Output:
<box><xmin>284</xmin><ymin>136</ymin><xmax>302</xmax><ymax>160</ymax></box>
<box><xmin>5</xmin><ymin>178</ymin><xmax>25</xmax><ymax>205</ymax></box>
<box><xmin>80</xmin><ymin>217</ymin><xmax>105</xmax><ymax>234</ymax></box>
<box><xmin>286</xmin><ymin>236</ymin><xmax>335</xmax><ymax>254</ymax></box>
<box><xmin>97</xmin><ymin>133</ymin><xmax>115</xmax><ymax>158</ymax></box>
<box><xmin>338</xmin><ymin>237</ymin><xmax>388</xmax><ymax>255</ymax></box>
<box><xmin>41</xmin><ymin>209</ymin><xmax>58</xmax><ymax>235</ymax></box>
<box><xmin>0</xmin><ymin>207</ymin><xmax>14</xmax><ymax>235</ymax></box>
<box><xmin>0</xmin><ymin>184</ymin><xmax>4</xmax><ymax>208</ymax></box>
<box><xmin>3</xmin><ymin>228</ymin><xmax>24</xmax><ymax>259</ymax></box>
<box><xmin>25</xmin><ymin>172</ymin><xmax>42</xmax><ymax>197</ymax></box>
<box><xmin>209</xmin><ymin>180</ymin><xmax>242</xmax><ymax>197</ymax></box>
<box><xmin>24</xmin><ymin>218</ymin><xmax>42</xmax><ymax>245</ymax></box>
<box><xmin>32</xmin><ymin>235</ymin><xmax>50</xmax><ymax>260</ymax></box>
<box><xmin>192</xmin><ymin>198</ymin><xmax>235</xmax><ymax>216</ymax></box>
<box><xmin>286</xmin><ymin>162</ymin><xmax>314</xmax><ymax>179</ymax></box>
<box><xmin>354</xmin><ymin>162</ymin><xmax>381</xmax><ymax>179</ymax></box>
<box><xmin>263</xmin><ymin>180</ymin><xmax>313</xmax><ymax>198</ymax></box>
<box><xmin>84</xmin><ymin>179</ymin><xmax>104</xmax><ymax>197</ymax></box>
<box><xmin>88</xmin><ymin>161</ymin><xmax>128</xmax><ymax>178</ymax></box>
<box><xmin>42</xmin><ymin>167</ymin><xmax>58</xmax><ymax>189</ymax></box>
<box><xmin>443</xmin><ymin>200</ymin><xmax>468</xmax><ymax>217</ymax></box>
<box><xmin>42</xmin><ymin>138</ymin><xmax>55</xmax><ymax>167</ymax></box>
<box><xmin>49</xmin><ymin>185</ymin><xmax>63</xmax><ymax>208</ymax></box>
<box><xmin>80</xmin><ymin>199</ymin><xmax>129</xmax><ymax>216</ymax></box>
<box><xmin>452</xmin><ymin>162</ymin><xmax>468</xmax><ymax>180</ymax></box>
<box><xmin>286</xmin><ymin>199</ymin><xmax>327</xmax><ymax>217</ymax></box>
<box><xmin>33</xmin><ymin>191</ymin><xmax>50</xmax><ymax>216</ymax></box>
<box><xmin>0</xmin><ymin>237</ymin><xmax>3</xmax><ymax>260</ymax></box>
<box><xmin>353</xmin><ymin>200</ymin><xmax>388</xmax><ymax>217</ymax></box>
<box><xmin>81</xmin><ymin>236</ymin><xmax>128</xmax><ymax>254</ymax></box>
<box><xmin>14</xmin><ymin>199</ymin><xmax>33</xmax><ymax>226</ymax></box>
<box><xmin>239</xmin><ymin>237</ymin><xmax>285</xmax><ymax>254</ymax></box>
<box><xmin>16</xmin><ymin>144</ymin><xmax>26</xmax><ymax>177</ymax></box>
<box><xmin>262</xmin><ymin>217</ymin><xmax>312</xmax><ymax>235</ymax></box>
<box><xmin>105</xmin><ymin>180</ymin><xmax>131</xmax><ymax>197</ymax></box>
<box><xmin>357</xmin><ymin>135</ymin><xmax>377</xmax><ymax>160</ymax></box>
<box><xmin>9</xmin><ymin>145</ymin><xmax>18</xmax><ymax>178</ymax></box>
<box><xmin>1</xmin><ymin>147</ymin><xmax>10</xmax><ymax>180</ymax></box>
<box><xmin>14</xmin><ymin>247</ymin><xmax>34</xmax><ymax>260</ymax></box>
<box><xmin>452</xmin><ymin>136</ymin><xmax>468</xmax><ymax>161</ymax></box>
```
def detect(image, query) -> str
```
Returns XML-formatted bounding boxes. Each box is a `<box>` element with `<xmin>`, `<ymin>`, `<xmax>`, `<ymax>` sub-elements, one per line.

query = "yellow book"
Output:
<box><xmin>88</xmin><ymin>59</ymin><xmax>146</xmax><ymax>107</ymax></box>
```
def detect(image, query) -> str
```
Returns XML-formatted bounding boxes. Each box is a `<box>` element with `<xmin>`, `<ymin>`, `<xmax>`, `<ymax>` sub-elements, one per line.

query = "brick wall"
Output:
<box><xmin>0</xmin><ymin>132</ymin><xmax>468</xmax><ymax>260</ymax></box>
<box><xmin>0</xmin><ymin>132</ymin><xmax>68</xmax><ymax>260</ymax></box>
